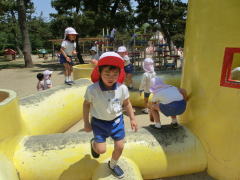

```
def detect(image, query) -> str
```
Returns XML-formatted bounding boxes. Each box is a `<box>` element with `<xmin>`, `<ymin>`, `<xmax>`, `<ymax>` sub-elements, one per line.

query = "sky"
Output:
<box><xmin>32</xmin><ymin>0</ymin><xmax>188</xmax><ymax>19</ymax></box>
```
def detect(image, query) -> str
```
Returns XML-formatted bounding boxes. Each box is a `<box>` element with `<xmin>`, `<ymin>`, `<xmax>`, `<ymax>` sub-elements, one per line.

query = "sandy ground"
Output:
<box><xmin>0</xmin><ymin>55</ymin><xmax>214</xmax><ymax>180</ymax></box>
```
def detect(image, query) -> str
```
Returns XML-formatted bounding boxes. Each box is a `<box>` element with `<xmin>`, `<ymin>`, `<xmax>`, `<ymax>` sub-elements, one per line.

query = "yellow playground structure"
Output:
<box><xmin>1</xmin><ymin>0</ymin><xmax>240</xmax><ymax>179</ymax></box>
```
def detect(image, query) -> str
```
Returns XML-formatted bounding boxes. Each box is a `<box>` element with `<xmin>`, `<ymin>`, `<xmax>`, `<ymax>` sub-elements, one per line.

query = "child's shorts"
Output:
<box><xmin>144</xmin><ymin>92</ymin><xmax>151</xmax><ymax>98</ymax></box>
<box><xmin>59</xmin><ymin>54</ymin><xmax>74</xmax><ymax>65</ymax></box>
<box><xmin>159</xmin><ymin>99</ymin><xmax>186</xmax><ymax>117</ymax></box>
<box><xmin>124</xmin><ymin>64</ymin><xmax>134</xmax><ymax>74</ymax></box>
<box><xmin>91</xmin><ymin>114</ymin><xmax>125</xmax><ymax>143</ymax></box>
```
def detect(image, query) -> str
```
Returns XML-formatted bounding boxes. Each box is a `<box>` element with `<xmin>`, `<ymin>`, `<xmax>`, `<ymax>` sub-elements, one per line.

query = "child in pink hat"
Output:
<box><xmin>139</xmin><ymin>58</ymin><xmax>156</xmax><ymax>114</ymax></box>
<box><xmin>149</xmin><ymin>77</ymin><xmax>188</xmax><ymax>129</ymax></box>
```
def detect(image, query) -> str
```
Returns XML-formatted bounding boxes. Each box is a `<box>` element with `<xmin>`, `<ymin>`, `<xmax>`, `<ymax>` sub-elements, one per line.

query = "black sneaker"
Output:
<box><xmin>65</xmin><ymin>81</ymin><xmax>72</xmax><ymax>85</ymax></box>
<box><xmin>171</xmin><ymin>123</ymin><xmax>180</xmax><ymax>129</ymax></box>
<box><xmin>108</xmin><ymin>161</ymin><xmax>124</xmax><ymax>179</ymax></box>
<box><xmin>69</xmin><ymin>80</ymin><xmax>75</xmax><ymax>84</ymax></box>
<box><xmin>90</xmin><ymin>138</ymin><xmax>100</xmax><ymax>158</ymax></box>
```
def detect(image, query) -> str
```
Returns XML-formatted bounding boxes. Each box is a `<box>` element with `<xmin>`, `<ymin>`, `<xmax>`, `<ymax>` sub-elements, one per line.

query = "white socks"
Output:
<box><xmin>155</xmin><ymin>122</ymin><xmax>161</xmax><ymax>128</ymax></box>
<box><xmin>65</xmin><ymin>76</ymin><xmax>72</xmax><ymax>82</ymax></box>
<box><xmin>109</xmin><ymin>158</ymin><xmax>118</xmax><ymax>169</ymax></box>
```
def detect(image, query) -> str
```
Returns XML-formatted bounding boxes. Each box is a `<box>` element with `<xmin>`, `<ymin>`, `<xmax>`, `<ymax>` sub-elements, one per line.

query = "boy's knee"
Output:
<box><xmin>95</xmin><ymin>146</ymin><xmax>106</xmax><ymax>154</ymax></box>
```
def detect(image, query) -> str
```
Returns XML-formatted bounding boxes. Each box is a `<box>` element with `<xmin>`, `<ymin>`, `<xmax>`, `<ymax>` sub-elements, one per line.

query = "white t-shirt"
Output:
<box><xmin>152</xmin><ymin>86</ymin><xmax>183</xmax><ymax>104</ymax></box>
<box><xmin>123</xmin><ymin>55</ymin><xmax>131</xmax><ymax>66</ymax></box>
<box><xmin>84</xmin><ymin>82</ymin><xmax>129</xmax><ymax>121</ymax></box>
<box><xmin>43</xmin><ymin>79</ymin><xmax>52</xmax><ymax>90</ymax></box>
<box><xmin>139</xmin><ymin>72</ymin><xmax>156</xmax><ymax>93</ymax></box>
<box><xmin>61</xmin><ymin>40</ymin><xmax>76</xmax><ymax>56</ymax></box>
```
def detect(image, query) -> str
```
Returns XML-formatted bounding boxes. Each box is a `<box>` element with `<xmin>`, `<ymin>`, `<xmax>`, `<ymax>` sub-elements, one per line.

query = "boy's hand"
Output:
<box><xmin>130</xmin><ymin>119</ymin><xmax>138</xmax><ymax>132</ymax></box>
<box><xmin>84</xmin><ymin>122</ymin><xmax>92</xmax><ymax>132</ymax></box>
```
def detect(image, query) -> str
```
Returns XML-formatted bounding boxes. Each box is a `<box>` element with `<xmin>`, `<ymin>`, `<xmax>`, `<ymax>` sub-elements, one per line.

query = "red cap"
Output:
<box><xmin>91</xmin><ymin>52</ymin><xmax>125</xmax><ymax>83</ymax></box>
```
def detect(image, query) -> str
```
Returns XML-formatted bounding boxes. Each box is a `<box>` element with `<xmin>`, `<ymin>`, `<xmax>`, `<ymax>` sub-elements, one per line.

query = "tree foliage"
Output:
<box><xmin>0</xmin><ymin>0</ymin><xmax>187</xmax><ymax>66</ymax></box>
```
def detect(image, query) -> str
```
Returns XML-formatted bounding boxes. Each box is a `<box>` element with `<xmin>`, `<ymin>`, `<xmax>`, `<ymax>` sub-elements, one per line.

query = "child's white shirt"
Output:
<box><xmin>84</xmin><ymin>82</ymin><xmax>129</xmax><ymax>121</ymax></box>
<box><xmin>123</xmin><ymin>55</ymin><xmax>131</xmax><ymax>66</ymax></box>
<box><xmin>61</xmin><ymin>40</ymin><xmax>76</xmax><ymax>56</ymax></box>
<box><xmin>139</xmin><ymin>72</ymin><xmax>156</xmax><ymax>93</ymax></box>
<box><xmin>152</xmin><ymin>86</ymin><xmax>183</xmax><ymax>104</ymax></box>
<box><xmin>43</xmin><ymin>79</ymin><xmax>52</xmax><ymax>90</ymax></box>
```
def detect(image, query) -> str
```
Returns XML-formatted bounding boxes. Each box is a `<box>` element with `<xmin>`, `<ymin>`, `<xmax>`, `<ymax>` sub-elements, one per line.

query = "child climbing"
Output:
<box><xmin>83</xmin><ymin>52</ymin><xmax>138</xmax><ymax>179</ymax></box>
<box><xmin>139</xmin><ymin>58</ymin><xmax>156</xmax><ymax>114</ymax></box>
<box><xmin>149</xmin><ymin>77</ymin><xmax>187</xmax><ymax>129</ymax></box>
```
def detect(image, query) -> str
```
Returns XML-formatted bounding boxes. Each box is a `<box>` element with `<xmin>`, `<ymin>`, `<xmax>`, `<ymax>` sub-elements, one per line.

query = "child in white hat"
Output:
<box><xmin>60</xmin><ymin>27</ymin><xmax>78</xmax><ymax>85</ymax></box>
<box><xmin>43</xmin><ymin>70</ymin><xmax>53</xmax><ymax>90</ymax></box>
<box><xmin>89</xmin><ymin>46</ymin><xmax>100</xmax><ymax>65</ymax></box>
<box><xmin>117</xmin><ymin>46</ymin><xmax>134</xmax><ymax>89</ymax></box>
<box><xmin>149</xmin><ymin>77</ymin><xmax>188</xmax><ymax>129</ymax></box>
<box><xmin>139</xmin><ymin>58</ymin><xmax>156</xmax><ymax>114</ymax></box>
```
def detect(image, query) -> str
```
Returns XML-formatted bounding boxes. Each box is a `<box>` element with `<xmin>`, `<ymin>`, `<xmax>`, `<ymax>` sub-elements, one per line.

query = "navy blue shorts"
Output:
<box><xmin>159</xmin><ymin>99</ymin><xmax>186</xmax><ymax>116</ymax></box>
<box><xmin>91</xmin><ymin>115</ymin><xmax>125</xmax><ymax>143</ymax></box>
<box><xmin>144</xmin><ymin>92</ymin><xmax>151</xmax><ymax>98</ymax></box>
<box><xmin>124</xmin><ymin>64</ymin><xmax>134</xmax><ymax>74</ymax></box>
<box><xmin>59</xmin><ymin>54</ymin><xmax>74</xmax><ymax>65</ymax></box>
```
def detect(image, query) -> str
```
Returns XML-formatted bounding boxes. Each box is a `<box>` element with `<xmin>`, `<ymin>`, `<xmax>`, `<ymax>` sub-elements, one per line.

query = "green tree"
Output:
<box><xmin>135</xmin><ymin>0</ymin><xmax>187</xmax><ymax>50</ymax></box>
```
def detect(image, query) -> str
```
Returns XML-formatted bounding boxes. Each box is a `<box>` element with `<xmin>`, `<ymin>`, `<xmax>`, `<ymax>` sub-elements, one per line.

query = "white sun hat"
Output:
<box><xmin>143</xmin><ymin>58</ymin><xmax>155</xmax><ymax>73</ymax></box>
<box><xmin>64</xmin><ymin>27</ymin><xmax>78</xmax><ymax>39</ymax></box>
<box><xmin>117</xmin><ymin>46</ymin><xmax>127</xmax><ymax>52</ymax></box>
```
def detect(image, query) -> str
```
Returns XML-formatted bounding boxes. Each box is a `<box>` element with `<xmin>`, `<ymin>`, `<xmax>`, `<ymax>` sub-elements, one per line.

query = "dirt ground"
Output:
<box><xmin>0</xmin><ymin>55</ymin><xmax>214</xmax><ymax>180</ymax></box>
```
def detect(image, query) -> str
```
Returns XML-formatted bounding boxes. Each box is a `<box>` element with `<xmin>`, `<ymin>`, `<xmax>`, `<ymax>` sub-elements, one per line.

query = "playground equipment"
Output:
<box><xmin>1</xmin><ymin>0</ymin><xmax>240</xmax><ymax>179</ymax></box>
<box><xmin>0</xmin><ymin>78</ymin><xmax>206</xmax><ymax>180</ymax></box>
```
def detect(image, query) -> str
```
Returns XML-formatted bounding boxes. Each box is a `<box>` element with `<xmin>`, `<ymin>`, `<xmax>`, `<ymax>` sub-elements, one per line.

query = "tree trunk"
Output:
<box><xmin>17</xmin><ymin>0</ymin><xmax>33</xmax><ymax>67</ymax></box>
<box><xmin>10</xmin><ymin>10</ymin><xmax>23</xmax><ymax>58</ymax></box>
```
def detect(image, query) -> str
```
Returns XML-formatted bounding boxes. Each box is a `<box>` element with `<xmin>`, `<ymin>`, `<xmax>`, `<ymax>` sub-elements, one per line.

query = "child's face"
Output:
<box><xmin>68</xmin><ymin>34</ymin><xmax>77</xmax><ymax>41</ymax></box>
<box><xmin>100</xmin><ymin>67</ymin><xmax>120</xmax><ymax>87</ymax></box>
<box><xmin>118</xmin><ymin>52</ymin><xmax>127</xmax><ymax>58</ymax></box>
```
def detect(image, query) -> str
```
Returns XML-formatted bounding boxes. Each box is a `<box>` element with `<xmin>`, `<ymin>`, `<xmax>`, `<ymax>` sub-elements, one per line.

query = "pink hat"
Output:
<box><xmin>143</xmin><ymin>58</ymin><xmax>155</xmax><ymax>73</ymax></box>
<box><xmin>150</xmin><ymin>77</ymin><xmax>170</xmax><ymax>93</ymax></box>
<box><xmin>43</xmin><ymin>70</ymin><xmax>53</xmax><ymax>79</ymax></box>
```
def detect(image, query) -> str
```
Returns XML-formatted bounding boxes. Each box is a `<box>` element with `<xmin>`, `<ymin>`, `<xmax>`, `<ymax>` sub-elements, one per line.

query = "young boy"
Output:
<box><xmin>149</xmin><ymin>77</ymin><xmax>187</xmax><ymax>129</ymax></box>
<box><xmin>83</xmin><ymin>52</ymin><xmax>138</xmax><ymax>179</ymax></box>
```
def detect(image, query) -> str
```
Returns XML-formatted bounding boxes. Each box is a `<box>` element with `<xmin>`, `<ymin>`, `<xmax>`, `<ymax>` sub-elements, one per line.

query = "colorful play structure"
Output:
<box><xmin>1</xmin><ymin>0</ymin><xmax>240</xmax><ymax>179</ymax></box>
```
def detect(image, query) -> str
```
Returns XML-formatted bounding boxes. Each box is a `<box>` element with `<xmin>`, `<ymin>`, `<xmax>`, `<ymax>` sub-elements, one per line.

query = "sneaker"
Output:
<box><xmin>171</xmin><ymin>122</ymin><xmax>180</xmax><ymax>129</ymax></box>
<box><xmin>65</xmin><ymin>81</ymin><xmax>72</xmax><ymax>85</ymax></box>
<box><xmin>90</xmin><ymin>138</ymin><xmax>99</xmax><ymax>158</ymax></box>
<box><xmin>108</xmin><ymin>161</ymin><xmax>124</xmax><ymax>179</ymax></box>
<box><xmin>141</xmin><ymin>108</ymin><xmax>148</xmax><ymax>114</ymax></box>
<box><xmin>69</xmin><ymin>80</ymin><xmax>75</xmax><ymax>84</ymax></box>
<box><xmin>149</xmin><ymin>124</ymin><xmax>161</xmax><ymax>129</ymax></box>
